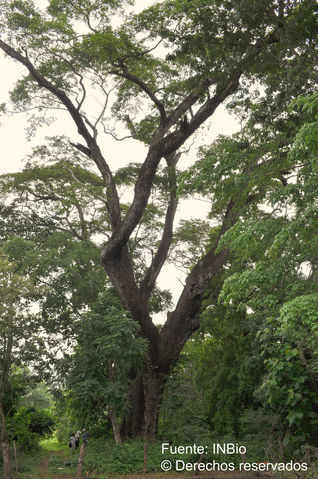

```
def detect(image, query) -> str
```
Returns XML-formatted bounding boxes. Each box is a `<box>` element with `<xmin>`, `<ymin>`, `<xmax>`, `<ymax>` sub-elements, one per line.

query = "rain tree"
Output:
<box><xmin>0</xmin><ymin>0</ymin><xmax>317</xmax><ymax>439</ymax></box>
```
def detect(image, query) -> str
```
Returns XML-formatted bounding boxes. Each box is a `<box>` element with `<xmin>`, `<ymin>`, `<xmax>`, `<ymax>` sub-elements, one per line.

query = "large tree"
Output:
<box><xmin>0</xmin><ymin>0</ymin><xmax>317</xmax><ymax>439</ymax></box>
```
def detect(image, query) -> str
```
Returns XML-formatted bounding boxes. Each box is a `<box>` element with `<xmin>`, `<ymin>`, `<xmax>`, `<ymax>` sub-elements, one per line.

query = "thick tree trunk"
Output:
<box><xmin>142</xmin><ymin>355</ymin><xmax>165</xmax><ymax>441</ymax></box>
<box><xmin>0</xmin><ymin>404</ymin><xmax>11</xmax><ymax>479</ymax></box>
<box><xmin>121</xmin><ymin>355</ymin><xmax>167</xmax><ymax>441</ymax></box>
<box><xmin>121</xmin><ymin>374</ymin><xmax>144</xmax><ymax>438</ymax></box>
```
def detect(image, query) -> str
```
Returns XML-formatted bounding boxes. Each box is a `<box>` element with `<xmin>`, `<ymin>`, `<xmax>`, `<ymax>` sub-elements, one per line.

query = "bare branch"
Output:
<box><xmin>43</xmin><ymin>46</ymin><xmax>88</xmax><ymax>112</ymax></box>
<box><xmin>122</xmin><ymin>38</ymin><xmax>164</xmax><ymax>63</ymax></box>
<box><xmin>73</xmin><ymin>200</ymin><xmax>88</xmax><ymax>240</ymax></box>
<box><xmin>109</xmin><ymin>66</ymin><xmax>167</xmax><ymax>123</ymax></box>
<box><xmin>102</xmin><ymin>127</ymin><xmax>134</xmax><ymax>142</ymax></box>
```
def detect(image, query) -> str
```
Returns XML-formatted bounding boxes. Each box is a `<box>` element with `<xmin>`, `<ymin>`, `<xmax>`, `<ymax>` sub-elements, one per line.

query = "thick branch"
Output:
<box><xmin>162</xmin><ymin>31</ymin><xmax>280</xmax><ymax>151</ymax></box>
<box><xmin>0</xmin><ymin>42</ymin><xmax>92</xmax><ymax>151</ymax></box>
<box><xmin>140</xmin><ymin>153</ymin><xmax>179</xmax><ymax>299</ymax></box>
<box><xmin>164</xmin><ymin>76</ymin><xmax>217</xmax><ymax>132</ymax></box>
<box><xmin>0</xmin><ymin>40</ymin><xmax>122</xmax><ymax>230</ymax></box>
<box><xmin>158</xmin><ymin>199</ymin><xmax>238</xmax><ymax>370</ymax></box>
<box><xmin>102</xmin><ymin>243</ymin><xmax>160</xmax><ymax>360</ymax></box>
<box><xmin>74</xmin><ymin>201</ymin><xmax>88</xmax><ymax>240</ymax></box>
<box><xmin>112</xmin><ymin>33</ymin><xmax>280</xmax><ymax>252</ymax></box>
<box><xmin>101</xmin><ymin>146</ymin><xmax>162</xmax><ymax>258</ymax></box>
<box><xmin>105</xmin><ymin>72</ymin><xmax>242</xmax><ymax>254</ymax></box>
<box><xmin>161</xmin><ymin>74</ymin><xmax>242</xmax><ymax>156</ymax></box>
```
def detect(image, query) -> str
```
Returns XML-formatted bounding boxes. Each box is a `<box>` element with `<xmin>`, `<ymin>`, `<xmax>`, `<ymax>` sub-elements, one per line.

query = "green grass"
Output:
<box><xmin>40</xmin><ymin>435</ymin><xmax>68</xmax><ymax>452</ymax></box>
<box><xmin>11</xmin><ymin>436</ymin><xmax>77</xmax><ymax>479</ymax></box>
<box><xmin>12</xmin><ymin>448</ymin><xmax>46</xmax><ymax>477</ymax></box>
<box><xmin>10</xmin><ymin>435</ymin><xmax>318</xmax><ymax>479</ymax></box>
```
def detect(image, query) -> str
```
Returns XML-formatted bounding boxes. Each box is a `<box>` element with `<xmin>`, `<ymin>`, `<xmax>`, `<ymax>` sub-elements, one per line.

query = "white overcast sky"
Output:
<box><xmin>0</xmin><ymin>0</ymin><xmax>240</xmax><ymax>318</ymax></box>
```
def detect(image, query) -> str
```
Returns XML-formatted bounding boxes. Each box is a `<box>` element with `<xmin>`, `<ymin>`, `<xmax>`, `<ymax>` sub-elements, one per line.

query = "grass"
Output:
<box><xmin>40</xmin><ymin>435</ymin><xmax>69</xmax><ymax>452</ymax></box>
<box><xmin>10</xmin><ymin>436</ymin><xmax>77</xmax><ymax>479</ymax></box>
<box><xmin>9</xmin><ymin>436</ymin><xmax>318</xmax><ymax>479</ymax></box>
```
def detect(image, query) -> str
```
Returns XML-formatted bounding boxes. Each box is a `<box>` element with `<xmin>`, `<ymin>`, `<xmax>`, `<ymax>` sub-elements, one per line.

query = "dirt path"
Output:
<box><xmin>36</xmin><ymin>450</ymin><xmax>75</xmax><ymax>479</ymax></box>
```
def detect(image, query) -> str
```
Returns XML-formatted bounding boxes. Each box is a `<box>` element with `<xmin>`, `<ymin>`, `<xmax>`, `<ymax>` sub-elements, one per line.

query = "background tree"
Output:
<box><xmin>0</xmin><ymin>255</ymin><xmax>44</xmax><ymax>478</ymax></box>
<box><xmin>0</xmin><ymin>0</ymin><xmax>317</xmax><ymax>440</ymax></box>
<box><xmin>66</xmin><ymin>290</ymin><xmax>146</xmax><ymax>444</ymax></box>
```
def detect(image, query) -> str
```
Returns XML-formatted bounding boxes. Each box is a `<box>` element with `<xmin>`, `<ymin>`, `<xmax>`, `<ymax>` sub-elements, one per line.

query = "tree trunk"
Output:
<box><xmin>142</xmin><ymin>356</ymin><xmax>164</xmax><ymax>441</ymax></box>
<box><xmin>120</xmin><ymin>374</ymin><xmax>145</xmax><ymax>438</ymax></box>
<box><xmin>121</xmin><ymin>354</ymin><xmax>167</xmax><ymax>441</ymax></box>
<box><xmin>0</xmin><ymin>404</ymin><xmax>11</xmax><ymax>479</ymax></box>
<box><xmin>108</xmin><ymin>407</ymin><xmax>122</xmax><ymax>444</ymax></box>
<box><xmin>108</xmin><ymin>362</ymin><xmax>122</xmax><ymax>444</ymax></box>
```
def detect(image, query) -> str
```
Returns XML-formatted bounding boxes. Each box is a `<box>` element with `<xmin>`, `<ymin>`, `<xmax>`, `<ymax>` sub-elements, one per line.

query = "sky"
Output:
<box><xmin>0</xmin><ymin>0</ymin><xmax>240</xmax><ymax>320</ymax></box>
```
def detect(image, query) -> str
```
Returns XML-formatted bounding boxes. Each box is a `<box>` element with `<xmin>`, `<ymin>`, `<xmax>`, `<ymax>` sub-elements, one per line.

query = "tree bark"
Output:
<box><xmin>108</xmin><ymin>407</ymin><xmax>122</xmax><ymax>445</ymax></box>
<box><xmin>0</xmin><ymin>403</ymin><xmax>11</xmax><ymax>479</ymax></box>
<box><xmin>107</xmin><ymin>362</ymin><xmax>122</xmax><ymax>444</ymax></box>
<box><xmin>121</xmin><ymin>354</ymin><xmax>167</xmax><ymax>441</ymax></box>
<box><xmin>121</xmin><ymin>374</ymin><xmax>145</xmax><ymax>438</ymax></box>
<box><xmin>142</xmin><ymin>355</ymin><xmax>165</xmax><ymax>442</ymax></box>
<box><xmin>120</xmin><ymin>200</ymin><xmax>239</xmax><ymax>439</ymax></box>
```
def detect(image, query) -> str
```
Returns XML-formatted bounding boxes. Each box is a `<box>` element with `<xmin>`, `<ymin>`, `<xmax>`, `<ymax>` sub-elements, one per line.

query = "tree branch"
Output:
<box><xmin>0</xmin><ymin>40</ymin><xmax>122</xmax><ymax>230</ymax></box>
<box><xmin>140</xmin><ymin>153</ymin><xmax>179</xmax><ymax>299</ymax></box>
<box><xmin>159</xmin><ymin>199</ymin><xmax>238</xmax><ymax>370</ymax></box>
<box><xmin>109</xmin><ymin>67</ymin><xmax>167</xmax><ymax>123</ymax></box>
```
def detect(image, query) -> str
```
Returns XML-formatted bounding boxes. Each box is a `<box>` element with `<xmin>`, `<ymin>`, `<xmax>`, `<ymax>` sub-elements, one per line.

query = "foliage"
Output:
<box><xmin>65</xmin><ymin>290</ymin><xmax>147</xmax><ymax>428</ymax></box>
<box><xmin>160</xmin><ymin>275</ymin><xmax>263</xmax><ymax>441</ymax></box>
<box><xmin>157</xmin><ymin>90</ymin><xmax>318</xmax><ymax>459</ymax></box>
<box><xmin>256</xmin><ymin>295</ymin><xmax>318</xmax><ymax>449</ymax></box>
<box><xmin>0</xmin><ymin>254</ymin><xmax>45</xmax><ymax>400</ymax></box>
<box><xmin>214</xmin><ymin>92</ymin><xmax>318</xmax><ymax>453</ymax></box>
<box><xmin>159</xmin><ymin>338</ymin><xmax>212</xmax><ymax>443</ymax></box>
<box><xmin>6</xmin><ymin>406</ymin><xmax>56</xmax><ymax>450</ymax></box>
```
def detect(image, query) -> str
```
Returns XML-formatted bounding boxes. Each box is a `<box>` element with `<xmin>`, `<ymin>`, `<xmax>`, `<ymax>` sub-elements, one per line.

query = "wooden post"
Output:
<box><xmin>76</xmin><ymin>443</ymin><xmax>86</xmax><ymax>479</ymax></box>
<box><xmin>13</xmin><ymin>440</ymin><xmax>18</xmax><ymax>474</ymax></box>
<box><xmin>194</xmin><ymin>454</ymin><xmax>203</xmax><ymax>476</ymax></box>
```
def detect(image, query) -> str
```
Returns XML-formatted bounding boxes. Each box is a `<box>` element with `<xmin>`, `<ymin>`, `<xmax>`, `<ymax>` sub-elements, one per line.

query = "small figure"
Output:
<box><xmin>75</xmin><ymin>430</ymin><xmax>81</xmax><ymax>449</ymax></box>
<box><xmin>69</xmin><ymin>432</ymin><xmax>76</xmax><ymax>450</ymax></box>
<box><xmin>180</xmin><ymin>115</ymin><xmax>189</xmax><ymax>132</ymax></box>
<box><xmin>82</xmin><ymin>428</ymin><xmax>89</xmax><ymax>446</ymax></box>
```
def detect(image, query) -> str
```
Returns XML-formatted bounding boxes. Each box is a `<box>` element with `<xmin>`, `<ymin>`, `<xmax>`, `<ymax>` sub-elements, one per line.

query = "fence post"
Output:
<box><xmin>76</xmin><ymin>443</ymin><xmax>86</xmax><ymax>479</ymax></box>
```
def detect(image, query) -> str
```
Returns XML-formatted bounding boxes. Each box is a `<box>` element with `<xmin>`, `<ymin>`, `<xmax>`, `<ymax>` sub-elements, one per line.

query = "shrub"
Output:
<box><xmin>6</xmin><ymin>406</ymin><xmax>56</xmax><ymax>450</ymax></box>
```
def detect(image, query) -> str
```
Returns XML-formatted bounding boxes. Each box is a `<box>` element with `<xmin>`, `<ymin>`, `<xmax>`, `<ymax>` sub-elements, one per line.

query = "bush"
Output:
<box><xmin>6</xmin><ymin>406</ymin><xmax>56</xmax><ymax>450</ymax></box>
